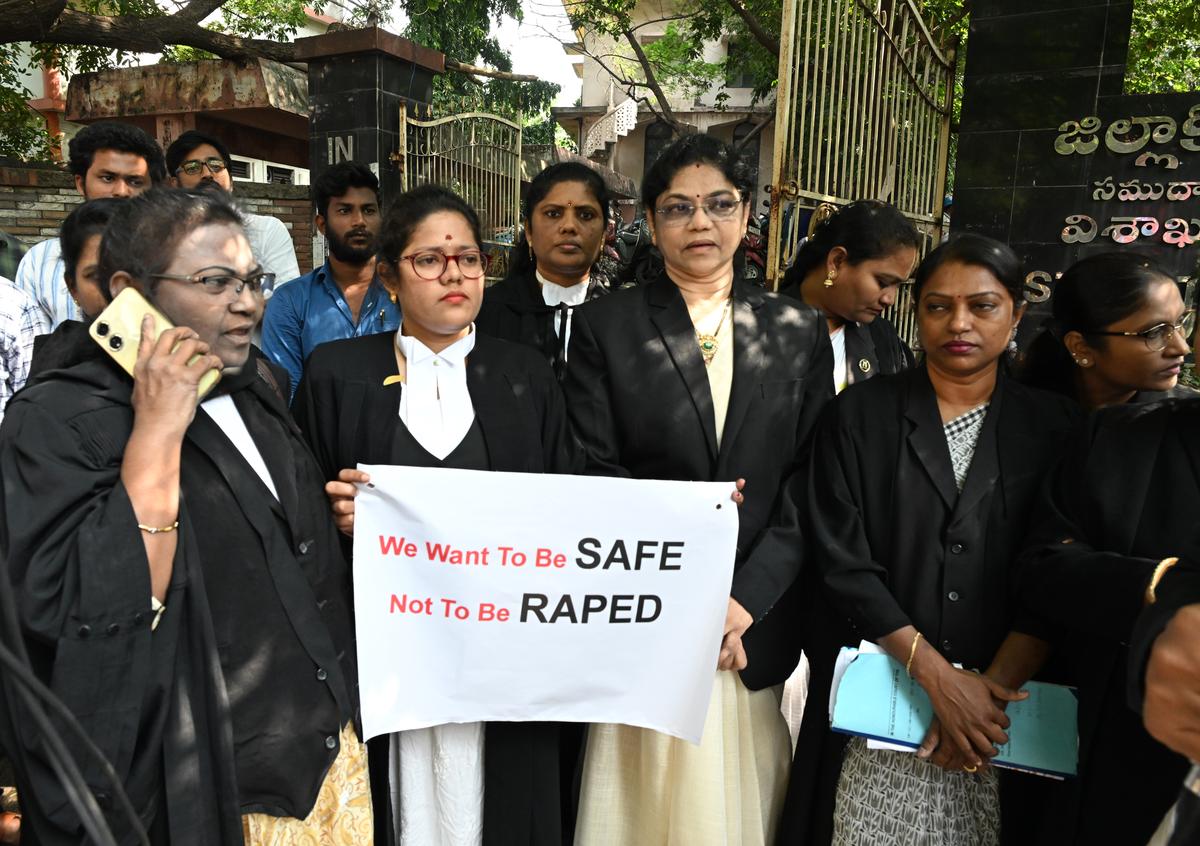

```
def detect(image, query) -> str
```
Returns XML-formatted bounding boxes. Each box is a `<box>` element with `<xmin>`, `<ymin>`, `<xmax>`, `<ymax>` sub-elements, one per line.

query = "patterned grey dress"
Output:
<box><xmin>831</xmin><ymin>404</ymin><xmax>1001</xmax><ymax>846</ymax></box>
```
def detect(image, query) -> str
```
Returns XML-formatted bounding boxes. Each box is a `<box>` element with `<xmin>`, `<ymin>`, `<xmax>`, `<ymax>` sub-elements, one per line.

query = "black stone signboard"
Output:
<box><xmin>953</xmin><ymin>0</ymin><xmax>1198</xmax><ymax>330</ymax></box>
<box><xmin>295</xmin><ymin>28</ymin><xmax>444</xmax><ymax>209</ymax></box>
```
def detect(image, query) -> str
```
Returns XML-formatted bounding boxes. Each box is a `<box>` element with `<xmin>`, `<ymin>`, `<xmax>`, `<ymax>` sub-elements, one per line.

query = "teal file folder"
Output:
<box><xmin>830</xmin><ymin>648</ymin><xmax>1079</xmax><ymax>778</ymax></box>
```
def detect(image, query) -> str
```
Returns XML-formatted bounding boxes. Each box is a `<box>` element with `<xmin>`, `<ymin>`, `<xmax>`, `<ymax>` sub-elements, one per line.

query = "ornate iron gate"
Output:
<box><xmin>397</xmin><ymin>103</ymin><xmax>523</xmax><ymax>280</ymax></box>
<box><xmin>766</xmin><ymin>0</ymin><xmax>956</xmax><ymax>329</ymax></box>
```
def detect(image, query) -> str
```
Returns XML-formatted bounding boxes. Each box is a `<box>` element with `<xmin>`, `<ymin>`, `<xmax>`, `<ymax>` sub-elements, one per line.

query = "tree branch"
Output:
<box><xmin>731</xmin><ymin>110</ymin><xmax>773</xmax><ymax>151</ymax></box>
<box><xmin>933</xmin><ymin>0</ymin><xmax>972</xmax><ymax>39</ymax></box>
<box><xmin>443</xmin><ymin>57</ymin><xmax>539</xmax><ymax>82</ymax></box>
<box><xmin>622</xmin><ymin>28</ymin><xmax>682</xmax><ymax>130</ymax></box>
<box><xmin>172</xmin><ymin>0</ymin><xmax>228</xmax><ymax>26</ymax></box>
<box><xmin>0</xmin><ymin>1</ymin><xmax>544</xmax><ymax>84</ymax></box>
<box><xmin>720</xmin><ymin>0</ymin><xmax>778</xmax><ymax>57</ymax></box>
<box><xmin>28</xmin><ymin>7</ymin><xmax>299</xmax><ymax>61</ymax></box>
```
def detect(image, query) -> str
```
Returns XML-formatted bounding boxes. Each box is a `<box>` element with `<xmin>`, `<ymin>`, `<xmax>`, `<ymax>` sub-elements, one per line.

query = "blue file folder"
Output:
<box><xmin>830</xmin><ymin>648</ymin><xmax>1079</xmax><ymax>779</ymax></box>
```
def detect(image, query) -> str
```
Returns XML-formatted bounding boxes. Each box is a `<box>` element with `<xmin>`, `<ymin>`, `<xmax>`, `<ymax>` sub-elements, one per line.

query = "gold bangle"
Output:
<box><xmin>1146</xmin><ymin>557</ymin><xmax>1180</xmax><ymax>605</ymax></box>
<box><xmin>138</xmin><ymin>520</ymin><xmax>179</xmax><ymax>535</ymax></box>
<box><xmin>906</xmin><ymin>631</ymin><xmax>923</xmax><ymax>676</ymax></box>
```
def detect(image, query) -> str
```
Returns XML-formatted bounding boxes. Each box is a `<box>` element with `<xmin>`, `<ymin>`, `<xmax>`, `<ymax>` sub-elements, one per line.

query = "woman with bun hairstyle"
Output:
<box><xmin>1019</xmin><ymin>251</ymin><xmax>1194</xmax><ymax>408</ymax></box>
<box><xmin>779</xmin><ymin>200</ymin><xmax>921</xmax><ymax>393</ymax></box>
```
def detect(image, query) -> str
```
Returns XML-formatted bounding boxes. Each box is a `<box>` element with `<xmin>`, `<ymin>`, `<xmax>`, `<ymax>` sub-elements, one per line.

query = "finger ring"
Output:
<box><xmin>963</xmin><ymin>765</ymin><xmax>977</xmax><ymax>773</ymax></box>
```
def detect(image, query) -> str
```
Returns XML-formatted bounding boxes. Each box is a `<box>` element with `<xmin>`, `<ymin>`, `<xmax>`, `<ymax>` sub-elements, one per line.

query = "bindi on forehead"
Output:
<box><xmin>445</xmin><ymin>234</ymin><xmax>453</xmax><ymax>240</ymax></box>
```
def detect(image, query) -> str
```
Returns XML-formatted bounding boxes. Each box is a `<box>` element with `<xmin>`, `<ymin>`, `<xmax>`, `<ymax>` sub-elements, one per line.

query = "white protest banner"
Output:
<box><xmin>352</xmin><ymin>464</ymin><xmax>738</xmax><ymax>744</ymax></box>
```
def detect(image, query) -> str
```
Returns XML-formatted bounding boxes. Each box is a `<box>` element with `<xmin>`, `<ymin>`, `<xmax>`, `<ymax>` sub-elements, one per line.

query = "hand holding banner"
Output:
<box><xmin>352</xmin><ymin>465</ymin><xmax>740</xmax><ymax>744</ymax></box>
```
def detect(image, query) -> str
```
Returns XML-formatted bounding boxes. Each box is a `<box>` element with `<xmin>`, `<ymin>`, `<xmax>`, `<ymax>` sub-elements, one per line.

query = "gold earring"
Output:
<box><xmin>389</xmin><ymin>291</ymin><xmax>398</xmax><ymax>304</ymax></box>
<box><xmin>823</xmin><ymin>271</ymin><xmax>836</xmax><ymax>288</ymax></box>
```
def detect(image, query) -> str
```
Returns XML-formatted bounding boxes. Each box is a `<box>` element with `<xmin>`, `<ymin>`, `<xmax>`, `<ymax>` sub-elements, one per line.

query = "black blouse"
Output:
<box><xmin>476</xmin><ymin>270</ymin><xmax>610</xmax><ymax>377</ymax></box>
<box><xmin>1018</xmin><ymin>398</ymin><xmax>1200</xmax><ymax>845</ymax></box>
<box><xmin>808</xmin><ymin>366</ymin><xmax>1078</xmax><ymax>669</ymax></box>
<box><xmin>291</xmin><ymin>330</ymin><xmax>579</xmax><ymax>846</ymax></box>
<box><xmin>777</xmin><ymin>282</ymin><xmax>915</xmax><ymax>384</ymax></box>
<box><xmin>776</xmin><ymin>366</ymin><xmax>1079</xmax><ymax>846</ymax></box>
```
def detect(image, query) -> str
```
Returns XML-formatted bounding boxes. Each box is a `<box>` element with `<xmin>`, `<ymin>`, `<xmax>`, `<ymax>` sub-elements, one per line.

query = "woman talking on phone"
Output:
<box><xmin>0</xmin><ymin>187</ymin><xmax>367</xmax><ymax>843</ymax></box>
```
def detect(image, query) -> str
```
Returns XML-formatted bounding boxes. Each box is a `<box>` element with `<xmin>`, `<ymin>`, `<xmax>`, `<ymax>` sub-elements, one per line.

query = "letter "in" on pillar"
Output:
<box><xmin>327</xmin><ymin>135</ymin><xmax>354</xmax><ymax>164</ymax></box>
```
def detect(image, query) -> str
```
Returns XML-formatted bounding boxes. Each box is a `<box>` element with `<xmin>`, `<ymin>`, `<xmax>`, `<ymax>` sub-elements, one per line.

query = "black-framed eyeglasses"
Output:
<box><xmin>177</xmin><ymin>157</ymin><xmax>227</xmax><ymax>176</ymax></box>
<box><xmin>1088</xmin><ymin>310</ymin><xmax>1195</xmax><ymax>352</ymax></box>
<box><xmin>654</xmin><ymin>194</ymin><xmax>746</xmax><ymax>226</ymax></box>
<box><xmin>149</xmin><ymin>266</ymin><xmax>275</xmax><ymax>298</ymax></box>
<box><xmin>399</xmin><ymin>249</ymin><xmax>490</xmax><ymax>281</ymax></box>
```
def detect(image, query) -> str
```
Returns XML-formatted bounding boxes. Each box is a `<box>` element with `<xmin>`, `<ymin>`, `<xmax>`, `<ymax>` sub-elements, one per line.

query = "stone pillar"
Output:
<box><xmin>953</xmin><ymin>0</ymin><xmax>1198</xmax><ymax>315</ymax></box>
<box><xmin>295</xmin><ymin>27</ymin><xmax>444</xmax><ymax>209</ymax></box>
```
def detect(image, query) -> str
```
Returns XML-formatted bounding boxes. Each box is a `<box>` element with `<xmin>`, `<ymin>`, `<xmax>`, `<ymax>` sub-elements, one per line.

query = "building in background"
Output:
<box><xmin>550</xmin><ymin>0</ymin><xmax>774</xmax><ymax>219</ymax></box>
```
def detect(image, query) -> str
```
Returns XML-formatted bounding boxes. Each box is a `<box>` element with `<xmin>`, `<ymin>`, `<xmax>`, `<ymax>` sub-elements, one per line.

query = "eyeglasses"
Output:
<box><xmin>176</xmin><ymin>157</ymin><xmax>227</xmax><ymax>176</ymax></box>
<box><xmin>654</xmin><ymin>194</ymin><xmax>745</xmax><ymax>226</ymax></box>
<box><xmin>150</xmin><ymin>267</ymin><xmax>276</xmax><ymax>298</ymax></box>
<box><xmin>399</xmin><ymin>250</ymin><xmax>490</xmax><ymax>281</ymax></box>
<box><xmin>1088</xmin><ymin>310</ymin><xmax>1195</xmax><ymax>352</ymax></box>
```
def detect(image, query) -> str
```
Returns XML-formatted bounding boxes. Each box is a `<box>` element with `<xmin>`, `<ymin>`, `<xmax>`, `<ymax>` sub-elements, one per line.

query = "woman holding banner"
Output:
<box><xmin>293</xmin><ymin>184</ymin><xmax>579</xmax><ymax>846</ymax></box>
<box><xmin>562</xmin><ymin>134</ymin><xmax>834</xmax><ymax>845</ymax></box>
<box><xmin>779</xmin><ymin>236</ymin><xmax>1079</xmax><ymax>845</ymax></box>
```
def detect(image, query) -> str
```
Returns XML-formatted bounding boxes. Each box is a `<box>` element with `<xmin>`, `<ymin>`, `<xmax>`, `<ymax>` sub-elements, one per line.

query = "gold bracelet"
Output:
<box><xmin>138</xmin><ymin>520</ymin><xmax>179</xmax><ymax>535</ymax></box>
<box><xmin>906</xmin><ymin>631</ymin><xmax>923</xmax><ymax>676</ymax></box>
<box><xmin>1145</xmin><ymin>557</ymin><xmax>1180</xmax><ymax>605</ymax></box>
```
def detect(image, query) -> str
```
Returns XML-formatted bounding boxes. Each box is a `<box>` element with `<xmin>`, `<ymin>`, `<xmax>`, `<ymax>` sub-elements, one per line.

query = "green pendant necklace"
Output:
<box><xmin>696</xmin><ymin>299</ymin><xmax>732</xmax><ymax>366</ymax></box>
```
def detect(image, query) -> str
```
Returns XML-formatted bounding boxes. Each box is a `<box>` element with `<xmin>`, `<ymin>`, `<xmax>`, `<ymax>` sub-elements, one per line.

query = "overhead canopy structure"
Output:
<box><xmin>65</xmin><ymin>58</ymin><xmax>310</xmax><ymax>168</ymax></box>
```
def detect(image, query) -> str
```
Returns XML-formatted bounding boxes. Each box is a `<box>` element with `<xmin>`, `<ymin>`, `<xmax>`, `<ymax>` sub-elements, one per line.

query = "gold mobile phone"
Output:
<box><xmin>89</xmin><ymin>287</ymin><xmax>222</xmax><ymax>399</ymax></box>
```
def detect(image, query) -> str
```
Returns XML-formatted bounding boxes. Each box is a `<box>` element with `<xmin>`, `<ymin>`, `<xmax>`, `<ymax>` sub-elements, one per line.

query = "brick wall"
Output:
<box><xmin>0</xmin><ymin>160</ymin><xmax>316</xmax><ymax>276</ymax></box>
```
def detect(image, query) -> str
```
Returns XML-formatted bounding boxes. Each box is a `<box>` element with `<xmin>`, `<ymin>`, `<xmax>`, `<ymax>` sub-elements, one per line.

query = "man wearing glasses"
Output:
<box><xmin>165</xmin><ymin>130</ymin><xmax>301</xmax><ymax>286</ymax></box>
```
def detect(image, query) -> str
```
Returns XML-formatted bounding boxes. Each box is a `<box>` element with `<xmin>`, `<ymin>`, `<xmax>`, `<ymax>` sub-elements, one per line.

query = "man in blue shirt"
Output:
<box><xmin>262</xmin><ymin>162</ymin><xmax>400</xmax><ymax>398</ymax></box>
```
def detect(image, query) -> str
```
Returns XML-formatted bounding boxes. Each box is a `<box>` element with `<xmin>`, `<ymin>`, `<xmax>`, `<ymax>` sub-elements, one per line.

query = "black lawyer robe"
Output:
<box><xmin>562</xmin><ymin>273</ymin><xmax>834</xmax><ymax>690</ymax></box>
<box><xmin>475</xmin><ymin>268</ymin><xmax>611</xmax><ymax>377</ymax></box>
<box><xmin>777</xmin><ymin>282</ymin><xmax>914</xmax><ymax>386</ymax></box>
<box><xmin>292</xmin><ymin>330</ymin><xmax>581</xmax><ymax>846</ymax></box>
<box><xmin>1018</xmin><ymin>398</ymin><xmax>1200</xmax><ymax>846</ymax></box>
<box><xmin>778</xmin><ymin>366</ymin><xmax>1079</xmax><ymax>846</ymax></box>
<box><xmin>0</xmin><ymin>340</ymin><xmax>357</xmax><ymax>844</ymax></box>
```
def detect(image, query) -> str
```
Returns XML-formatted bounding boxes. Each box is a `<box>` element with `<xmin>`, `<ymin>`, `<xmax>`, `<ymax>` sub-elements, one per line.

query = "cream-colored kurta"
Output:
<box><xmin>575</xmin><ymin>315</ymin><xmax>791</xmax><ymax>846</ymax></box>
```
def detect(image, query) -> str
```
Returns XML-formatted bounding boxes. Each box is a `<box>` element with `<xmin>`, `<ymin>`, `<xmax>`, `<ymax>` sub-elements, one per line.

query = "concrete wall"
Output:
<box><xmin>953</xmin><ymin>0</ymin><xmax>1199</xmax><ymax>303</ymax></box>
<box><xmin>0</xmin><ymin>162</ymin><xmax>316</xmax><ymax>276</ymax></box>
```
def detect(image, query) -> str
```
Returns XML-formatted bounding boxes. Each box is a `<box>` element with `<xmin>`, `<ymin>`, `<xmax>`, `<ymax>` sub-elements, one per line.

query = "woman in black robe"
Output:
<box><xmin>475</xmin><ymin>162</ymin><xmax>613</xmax><ymax>377</ymax></box>
<box><xmin>1018</xmin><ymin>397</ymin><xmax>1199</xmax><ymax>845</ymax></box>
<box><xmin>564</xmin><ymin>133</ymin><xmax>833</xmax><ymax>846</ymax></box>
<box><xmin>1019</xmin><ymin>251</ymin><xmax>1195</xmax><ymax>408</ymax></box>
<box><xmin>779</xmin><ymin>235</ymin><xmax>1079</xmax><ymax>845</ymax></box>
<box><xmin>778</xmin><ymin>200</ymin><xmax>919</xmax><ymax>392</ymax></box>
<box><xmin>293</xmin><ymin>184</ymin><xmax>578</xmax><ymax>846</ymax></box>
<box><xmin>2</xmin><ymin>188</ymin><xmax>363</xmax><ymax>844</ymax></box>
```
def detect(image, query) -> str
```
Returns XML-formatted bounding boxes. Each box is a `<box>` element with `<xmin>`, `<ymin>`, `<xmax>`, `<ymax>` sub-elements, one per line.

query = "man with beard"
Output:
<box><xmin>165</xmin><ymin>130</ymin><xmax>301</xmax><ymax>284</ymax></box>
<box><xmin>263</xmin><ymin>162</ymin><xmax>398</xmax><ymax>398</ymax></box>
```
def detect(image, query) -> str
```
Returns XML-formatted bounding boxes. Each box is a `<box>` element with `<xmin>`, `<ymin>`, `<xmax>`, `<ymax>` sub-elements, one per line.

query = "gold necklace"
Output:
<box><xmin>695</xmin><ymin>299</ymin><xmax>732</xmax><ymax>366</ymax></box>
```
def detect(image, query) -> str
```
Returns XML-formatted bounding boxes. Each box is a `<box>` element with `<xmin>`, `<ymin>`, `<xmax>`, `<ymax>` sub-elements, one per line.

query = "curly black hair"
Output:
<box><xmin>67</xmin><ymin>121</ymin><xmax>167</xmax><ymax>185</ymax></box>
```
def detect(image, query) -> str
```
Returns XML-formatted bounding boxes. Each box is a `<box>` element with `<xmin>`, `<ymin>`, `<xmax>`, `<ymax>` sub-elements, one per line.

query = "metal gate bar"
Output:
<box><xmin>397</xmin><ymin>103</ymin><xmax>523</xmax><ymax>282</ymax></box>
<box><xmin>766</xmin><ymin>0</ymin><xmax>956</xmax><ymax>315</ymax></box>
